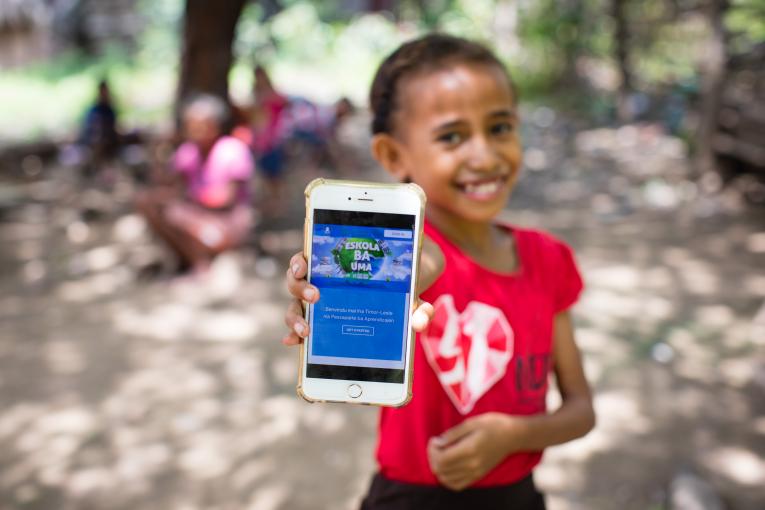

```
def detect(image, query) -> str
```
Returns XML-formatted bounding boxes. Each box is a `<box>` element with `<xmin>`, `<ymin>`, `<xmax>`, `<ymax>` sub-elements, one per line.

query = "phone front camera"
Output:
<box><xmin>348</xmin><ymin>197</ymin><xmax>351</xmax><ymax>201</ymax></box>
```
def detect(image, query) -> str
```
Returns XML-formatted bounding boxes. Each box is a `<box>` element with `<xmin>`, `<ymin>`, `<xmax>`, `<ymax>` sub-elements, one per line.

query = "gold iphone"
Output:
<box><xmin>297</xmin><ymin>179</ymin><xmax>425</xmax><ymax>406</ymax></box>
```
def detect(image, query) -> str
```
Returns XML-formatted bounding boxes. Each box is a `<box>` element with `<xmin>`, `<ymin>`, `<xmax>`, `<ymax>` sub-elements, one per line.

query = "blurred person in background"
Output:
<box><xmin>78</xmin><ymin>78</ymin><xmax>120</xmax><ymax>178</ymax></box>
<box><xmin>233</xmin><ymin>65</ymin><xmax>357</xmax><ymax>195</ymax></box>
<box><xmin>233</xmin><ymin>64</ymin><xmax>289</xmax><ymax>209</ymax></box>
<box><xmin>136</xmin><ymin>94</ymin><xmax>254</xmax><ymax>277</ymax></box>
<box><xmin>281</xmin><ymin>95</ymin><xmax>356</xmax><ymax>173</ymax></box>
<box><xmin>59</xmin><ymin>78</ymin><xmax>148</xmax><ymax>185</ymax></box>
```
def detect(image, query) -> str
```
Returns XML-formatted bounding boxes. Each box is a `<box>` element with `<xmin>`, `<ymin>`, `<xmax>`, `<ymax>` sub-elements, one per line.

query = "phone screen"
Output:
<box><xmin>307</xmin><ymin>209</ymin><xmax>416</xmax><ymax>383</ymax></box>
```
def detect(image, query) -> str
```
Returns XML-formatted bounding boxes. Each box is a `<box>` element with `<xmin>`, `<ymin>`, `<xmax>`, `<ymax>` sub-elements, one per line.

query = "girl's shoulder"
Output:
<box><xmin>506</xmin><ymin>224</ymin><xmax>584</xmax><ymax>310</ymax></box>
<box><xmin>172</xmin><ymin>142</ymin><xmax>200</xmax><ymax>173</ymax></box>
<box><xmin>213</xmin><ymin>135</ymin><xmax>249</xmax><ymax>151</ymax></box>
<box><xmin>508</xmin><ymin>224</ymin><xmax>576</xmax><ymax>255</ymax></box>
<box><xmin>422</xmin><ymin>222</ymin><xmax>584</xmax><ymax>311</ymax></box>
<box><xmin>210</xmin><ymin>136</ymin><xmax>253</xmax><ymax>163</ymax></box>
<box><xmin>424</xmin><ymin>220</ymin><xmax>578</xmax><ymax>271</ymax></box>
<box><xmin>503</xmin><ymin>223</ymin><xmax>579</xmax><ymax>273</ymax></box>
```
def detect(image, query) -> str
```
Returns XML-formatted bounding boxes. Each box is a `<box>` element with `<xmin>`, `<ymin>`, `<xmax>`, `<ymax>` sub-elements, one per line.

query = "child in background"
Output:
<box><xmin>283</xmin><ymin>34</ymin><xmax>595</xmax><ymax>509</ymax></box>
<box><xmin>281</xmin><ymin>96</ymin><xmax>354</xmax><ymax>147</ymax></box>
<box><xmin>250</xmin><ymin>65</ymin><xmax>289</xmax><ymax>203</ymax></box>
<box><xmin>79</xmin><ymin>79</ymin><xmax>120</xmax><ymax>175</ymax></box>
<box><xmin>136</xmin><ymin>94</ymin><xmax>254</xmax><ymax>276</ymax></box>
<box><xmin>281</xmin><ymin>96</ymin><xmax>356</xmax><ymax>174</ymax></box>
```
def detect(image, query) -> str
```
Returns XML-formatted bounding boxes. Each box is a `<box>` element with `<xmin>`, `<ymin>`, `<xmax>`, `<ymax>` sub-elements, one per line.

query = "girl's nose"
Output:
<box><xmin>466</xmin><ymin>136</ymin><xmax>501</xmax><ymax>172</ymax></box>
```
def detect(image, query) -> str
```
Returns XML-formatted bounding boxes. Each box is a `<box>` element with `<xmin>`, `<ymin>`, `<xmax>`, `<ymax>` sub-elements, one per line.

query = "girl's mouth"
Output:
<box><xmin>454</xmin><ymin>175</ymin><xmax>509</xmax><ymax>201</ymax></box>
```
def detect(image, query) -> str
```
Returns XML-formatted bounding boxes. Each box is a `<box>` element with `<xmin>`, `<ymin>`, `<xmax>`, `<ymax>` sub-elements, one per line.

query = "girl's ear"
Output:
<box><xmin>371</xmin><ymin>133</ymin><xmax>409</xmax><ymax>182</ymax></box>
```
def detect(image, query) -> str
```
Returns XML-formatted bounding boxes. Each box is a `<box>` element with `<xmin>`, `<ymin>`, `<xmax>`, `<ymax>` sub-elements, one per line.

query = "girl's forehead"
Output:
<box><xmin>398</xmin><ymin>63</ymin><xmax>515</xmax><ymax>118</ymax></box>
<box><xmin>185</xmin><ymin>111</ymin><xmax>218</xmax><ymax>125</ymax></box>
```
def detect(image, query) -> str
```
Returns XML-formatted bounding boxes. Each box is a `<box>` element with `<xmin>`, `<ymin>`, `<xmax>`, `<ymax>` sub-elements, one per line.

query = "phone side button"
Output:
<box><xmin>347</xmin><ymin>384</ymin><xmax>362</xmax><ymax>399</ymax></box>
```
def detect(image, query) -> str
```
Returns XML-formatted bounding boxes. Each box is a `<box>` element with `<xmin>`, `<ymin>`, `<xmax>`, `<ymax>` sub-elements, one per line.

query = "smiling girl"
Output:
<box><xmin>284</xmin><ymin>34</ymin><xmax>595</xmax><ymax>509</ymax></box>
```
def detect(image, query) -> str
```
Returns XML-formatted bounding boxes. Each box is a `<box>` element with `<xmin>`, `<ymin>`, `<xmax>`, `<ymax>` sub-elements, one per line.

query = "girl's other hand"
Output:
<box><xmin>427</xmin><ymin>412</ymin><xmax>526</xmax><ymax>491</ymax></box>
<box><xmin>281</xmin><ymin>252</ymin><xmax>435</xmax><ymax>346</ymax></box>
<box><xmin>426</xmin><ymin>312</ymin><xmax>595</xmax><ymax>489</ymax></box>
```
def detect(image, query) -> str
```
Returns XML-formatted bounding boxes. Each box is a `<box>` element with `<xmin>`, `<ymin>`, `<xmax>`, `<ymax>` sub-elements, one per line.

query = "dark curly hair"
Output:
<box><xmin>369</xmin><ymin>33</ymin><xmax>516</xmax><ymax>136</ymax></box>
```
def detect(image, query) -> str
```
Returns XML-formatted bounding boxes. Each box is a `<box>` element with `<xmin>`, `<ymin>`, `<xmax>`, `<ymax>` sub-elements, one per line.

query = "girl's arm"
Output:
<box><xmin>416</xmin><ymin>236</ymin><xmax>445</xmax><ymax>294</ymax></box>
<box><xmin>427</xmin><ymin>311</ymin><xmax>595</xmax><ymax>490</ymax></box>
<box><xmin>504</xmin><ymin>310</ymin><xmax>596</xmax><ymax>449</ymax></box>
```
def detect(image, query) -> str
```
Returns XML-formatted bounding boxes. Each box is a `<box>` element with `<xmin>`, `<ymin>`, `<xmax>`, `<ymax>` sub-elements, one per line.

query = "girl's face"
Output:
<box><xmin>184</xmin><ymin>112</ymin><xmax>220</xmax><ymax>152</ymax></box>
<box><xmin>386</xmin><ymin>63</ymin><xmax>521</xmax><ymax>224</ymax></box>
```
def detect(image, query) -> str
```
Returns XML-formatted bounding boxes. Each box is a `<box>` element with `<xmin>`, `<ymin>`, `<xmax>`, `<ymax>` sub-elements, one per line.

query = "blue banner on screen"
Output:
<box><xmin>308</xmin><ymin>214</ymin><xmax>415</xmax><ymax>375</ymax></box>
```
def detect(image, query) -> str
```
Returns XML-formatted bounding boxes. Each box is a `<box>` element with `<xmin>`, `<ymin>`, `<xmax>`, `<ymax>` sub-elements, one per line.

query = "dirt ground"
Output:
<box><xmin>1</xmin><ymin>113</ymin><xmax>763</xmax><ymax>510</ymax></box>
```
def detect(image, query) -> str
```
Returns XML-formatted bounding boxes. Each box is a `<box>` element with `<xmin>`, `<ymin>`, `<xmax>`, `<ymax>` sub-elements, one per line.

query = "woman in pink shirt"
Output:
<box><xmin>137</xmin><ymin>95</ymin><xmax>254</xmax><ymax>275</ymax></box>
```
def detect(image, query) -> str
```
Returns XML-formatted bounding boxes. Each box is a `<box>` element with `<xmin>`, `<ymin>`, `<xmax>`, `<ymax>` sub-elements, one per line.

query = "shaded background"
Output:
<box><xmin>1</xmin><ymin>1</ymin><xmax>764</xmax><ymax>509</ymax></box>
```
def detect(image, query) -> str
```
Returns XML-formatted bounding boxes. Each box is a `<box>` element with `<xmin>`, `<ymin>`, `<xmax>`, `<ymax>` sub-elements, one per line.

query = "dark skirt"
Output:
<box><xmin>359</xmin><ymin>472</ymin><xmax>546</xmax><ymax>510</ymax></box>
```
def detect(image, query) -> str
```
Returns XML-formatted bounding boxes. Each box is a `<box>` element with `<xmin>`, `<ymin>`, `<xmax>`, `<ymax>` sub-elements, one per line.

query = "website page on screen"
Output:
<box><xmin>307</xmin><ymin>209</ymin><xmax>415</xmax><ymax>383</ymax></box>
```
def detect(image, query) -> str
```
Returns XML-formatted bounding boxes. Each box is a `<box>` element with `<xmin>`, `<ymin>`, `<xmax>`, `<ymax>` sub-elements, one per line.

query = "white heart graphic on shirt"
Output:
<box><xmin>421</xmin><ymin>295</ymin><xmax>514</xmax><ymax>414</ymax></box>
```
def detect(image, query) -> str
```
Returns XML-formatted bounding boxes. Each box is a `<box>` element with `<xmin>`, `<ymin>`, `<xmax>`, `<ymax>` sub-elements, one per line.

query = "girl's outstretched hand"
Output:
<box><xmin>283</xmin><ymin>252</ymin><xmax>319</xmax><ymax>346</ymax></box>
<box><xmin>282</xmin><ymin>252</ymin><xmax>435</xmax><ymax>346</ymax></box>
<box><xmin>427</xmin><ymin>413</ymin><xmax>526</xmax><ymax>491</ymax></box>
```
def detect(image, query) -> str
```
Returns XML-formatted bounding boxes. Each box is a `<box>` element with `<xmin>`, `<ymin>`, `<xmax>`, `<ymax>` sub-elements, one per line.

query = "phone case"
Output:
<box><xmin>296</xmin><ymin>178</ymin><xmax>426</xmax><ymax>407</ymax></box>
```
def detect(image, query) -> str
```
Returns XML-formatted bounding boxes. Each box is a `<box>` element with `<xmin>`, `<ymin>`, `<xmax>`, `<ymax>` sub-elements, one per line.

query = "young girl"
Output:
<box><xmin>283</xmin><ymin>34</ymin><xmax>595</xmax><ymax>509</ymax></box>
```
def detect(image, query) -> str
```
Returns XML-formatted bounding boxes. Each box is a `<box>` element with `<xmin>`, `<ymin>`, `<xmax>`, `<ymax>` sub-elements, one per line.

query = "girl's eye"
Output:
<box><xmin>490</xmin><ymin>122</ymin><xmax>514</xmax><ymax>136</ymax></box>
<box><xmin>437</xmin><ymin>132</ymin><xmax>462</xmax><ymax>145</ymax></box>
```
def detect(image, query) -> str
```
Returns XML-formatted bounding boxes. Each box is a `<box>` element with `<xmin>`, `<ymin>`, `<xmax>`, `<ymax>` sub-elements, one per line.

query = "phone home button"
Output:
<box><xmin>347</xmin><ymin>384</ymin><xmax>362</xmax><ymax>399</ymax></box>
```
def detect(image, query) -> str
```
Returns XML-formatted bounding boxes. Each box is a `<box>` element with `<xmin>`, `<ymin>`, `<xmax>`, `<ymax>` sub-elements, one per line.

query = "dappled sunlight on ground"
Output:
<box><xmin>507</xmin><ymin>123</ymin><xmax>764</xmax><ymax>510</ymax></box>
<box><xmin>1</xmin><ymin>116</ymin><xmax>763</xmax><ymax>509</ymax></box>
<box><xmin>0</xmin><ymin>152</ymin><xmax>381</xmax><ymax>510</ymax></box>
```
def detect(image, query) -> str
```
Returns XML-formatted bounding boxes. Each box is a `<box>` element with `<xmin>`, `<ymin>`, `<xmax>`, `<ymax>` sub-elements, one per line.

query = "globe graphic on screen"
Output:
<box><xmin>331</xmin><ymin>237</ymin><xmax>390</xmax><ymax>279</ymax></box>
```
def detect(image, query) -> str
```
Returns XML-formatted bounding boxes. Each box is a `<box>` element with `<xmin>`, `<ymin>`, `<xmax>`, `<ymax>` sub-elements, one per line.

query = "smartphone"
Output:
<box><xmin>298</xmin><ymin>178</ymin><xmax>425</xmax><ymax>406</ymax></box>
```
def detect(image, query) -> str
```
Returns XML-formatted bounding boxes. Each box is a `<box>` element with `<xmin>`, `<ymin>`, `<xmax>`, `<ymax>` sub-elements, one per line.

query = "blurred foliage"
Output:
<box><xmin>0</xmin><ymin>43</ymin><xmax>174</xmax><ymax>144</ymax></box>
<box><xmin>0</xmin><ymin>0</ymin><xmax>182</xmax><ymax>144</ymax></box>
<box><xmin>1</xmin><ymin>0</ymin><xmax>764</xmax><ymax>145</ymax></box>
<box><xmin>231</xmin><ymin>2</ymin><xmax>403</xmax><ymax>104</ymax></box>
<box><xmin>726</xmin><ymin>0</ymin><xmax>765</xmax><ymax>53</ymax></box>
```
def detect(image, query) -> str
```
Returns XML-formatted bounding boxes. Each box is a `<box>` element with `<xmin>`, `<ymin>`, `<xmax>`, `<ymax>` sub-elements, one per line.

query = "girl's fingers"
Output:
<box><xmin>431</xmin><ymin>463</ymin><xmax>469</xmax><ymax>491</ymax></box>
<box><xmin>286</xmin><ymin>253</ymin><xmax>320</xmax><ymax>303</ymax></box>
<box><xmin>284</xmin><ymin>298</ymin><xmax>309</xmax><ymax>340</ymax></box>
<box><xmin>411</xmin><ymin>300</ymin><xmax>434</xmax><ymax>332</ymax></box>
<box><xmin>441</xmin><ymin>476</ymin><xmax>470</xmax><ymax>491</ymax></box>
<box><xmin>427</xmin><ymin>439</ymin><xmax>468</xmax><ymax>480</ymax></box>
<box><xmin>282</xmin><ymin>253</ymin><xmax>315</xmax><ymax>347</ymax></box>
<box><xmin>281</xmin><ymin>332</ymin><xmax>303</xmax><ymax>346</ymax></box>
<box><xmin>433</xmin><ymin>462</ymin><xmax>474</xmax><ymax>490</ymax></box>
<box><xmin>289</xmin><ymin>252</ymin><xmax>307</xmax><ymax>279</ymax></box>
<box><xmin>432</xmin><ymin>461</ymin><xmax>473</xmax><ymax>478</ymax></box>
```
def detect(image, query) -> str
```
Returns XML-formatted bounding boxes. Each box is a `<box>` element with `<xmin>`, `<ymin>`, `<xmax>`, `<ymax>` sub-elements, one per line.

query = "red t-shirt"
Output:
<box><xmin>376</xmin><ymin>219</ymin><xmax>584</xmax><ymax>487</ymax></box>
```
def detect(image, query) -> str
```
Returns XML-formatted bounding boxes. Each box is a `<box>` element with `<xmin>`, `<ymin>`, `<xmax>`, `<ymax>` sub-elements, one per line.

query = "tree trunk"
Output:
<box><xmin>695</xmin><ymin>0</ymin><xmax>730</xmax><ymax>176</ymax></box>
<box><xmin>176</xmin><ymin>0</ymin><xmax>247</xmax><ymax>115</ymax></box>
<box><xmin>611</xmin><ymin>0</ymin><xmax>633</xmax><ymax>122</ymax></box>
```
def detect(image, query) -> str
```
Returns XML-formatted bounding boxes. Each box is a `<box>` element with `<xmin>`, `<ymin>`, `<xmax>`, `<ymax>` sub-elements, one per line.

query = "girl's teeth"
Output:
<box><xmin>464</xmin><ymin>181</ymin><xmax>499</xmax><ymax>194</ymax></box>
